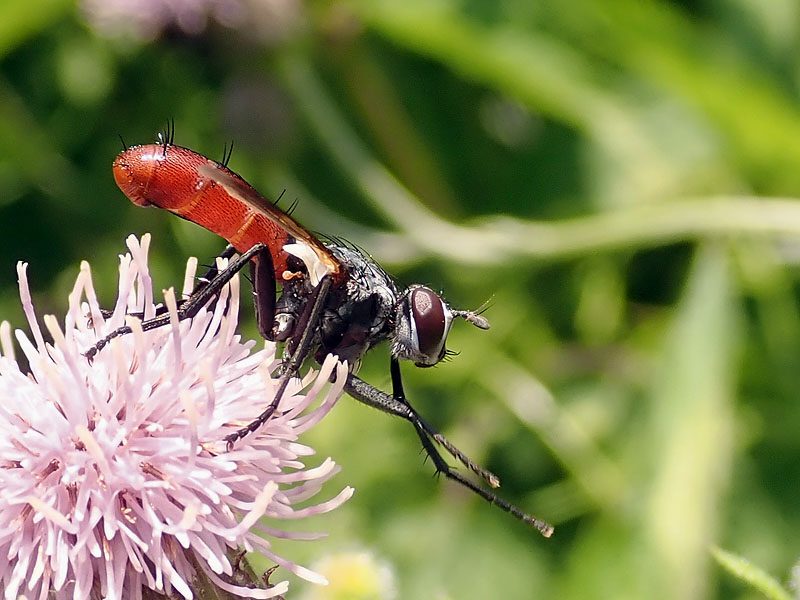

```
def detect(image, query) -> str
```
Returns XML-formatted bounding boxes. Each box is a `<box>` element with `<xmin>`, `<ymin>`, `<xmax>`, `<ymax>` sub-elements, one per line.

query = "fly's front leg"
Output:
<box><xmin>389</xmin><ymin>358</ymin><xmax>499</xmax><ymax>486</ymax></box>
<box><xmin>389</xmin><ymin>359</ymin><xmax>553</xmax><ymax>535</ymax></box>
<box><xmin>343</xmin><ymin>366</ymin><xmax>554</xmax><ymax>537</ymax></box>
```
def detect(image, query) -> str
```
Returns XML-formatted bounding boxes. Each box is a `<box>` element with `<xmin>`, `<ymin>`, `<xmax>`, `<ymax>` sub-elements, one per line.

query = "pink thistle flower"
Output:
<box><xmin>0</xmin><ymin>234</ymin><xmax>352</xmax><ymax>600</ymax></box>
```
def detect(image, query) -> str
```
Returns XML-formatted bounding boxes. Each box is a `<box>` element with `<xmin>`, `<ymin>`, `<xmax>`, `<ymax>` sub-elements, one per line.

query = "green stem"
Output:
<box><xmin>278</xmin><ymin>53</ymin><xmax>800</xmax><ymax>266</ymax></box>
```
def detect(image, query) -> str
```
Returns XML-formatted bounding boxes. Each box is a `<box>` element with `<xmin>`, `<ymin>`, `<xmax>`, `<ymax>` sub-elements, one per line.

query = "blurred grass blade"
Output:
<box><xmin>643</xmin><ymin>243</ymin><xmax>738</xmax><ymax>600</ymax></box>
<box><xmin>347</xmin><ymin>0</ymin><xmax>677</xmax><ymax>200</ymax></box>
<box><xmin>277</xmin><ymin>51</ymin><xmax>510</xmax><ymax>264</ymax></box>
<box><xmin>349</xmin><ymin>0</ymin><xmax>629</xmax><ymax>135</ymax></box>
<box><xmin>351</xmin><ymin>0</ymin><xmax>800</xmax><ymax>193</ymax></box>
<box><xmin>278</xmin><ymin>47</ymin><xmax>800</xmax><ymax>269</ymax></box>
<box><xmin>711</xmin><ymin>546</ymin><xmax>793</xmax><ymax>600</ymax></box>
<box><xmin>573</xmin><ymin>0</ymin><xmax>800</xmax><ymax>192</ymax></box>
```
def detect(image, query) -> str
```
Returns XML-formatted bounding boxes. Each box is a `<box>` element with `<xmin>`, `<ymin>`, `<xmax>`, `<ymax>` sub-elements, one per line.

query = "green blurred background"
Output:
<box><xmin>3</xmin><ymin>0</ymin><xmax>800</xmax><ymax>598</ymax></box>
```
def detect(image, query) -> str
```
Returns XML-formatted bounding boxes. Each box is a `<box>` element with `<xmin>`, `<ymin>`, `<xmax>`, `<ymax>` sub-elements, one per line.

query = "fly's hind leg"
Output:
<box><xmin>84</xmin><ymin>243</ymin><xmax>267</xmax><ymax>361</ymax></box>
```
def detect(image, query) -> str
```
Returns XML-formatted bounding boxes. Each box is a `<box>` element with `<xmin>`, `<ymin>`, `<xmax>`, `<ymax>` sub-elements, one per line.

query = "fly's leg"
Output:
<box><xmin>82</xmin><ymin>240</ymin><xmax>327</xmax><ymax>449</ymax></box>
<box><xmin>222</xmin><ymin>273</ymin><xmax>333</xmax><ymax>448</ymax></box>
<box><xmin>84</xmin><ymin>243</ymin><xmax>267</xmax><ymax>362</ymax></box>
<box><xmin>343</xmin><ymin>363</ymin><xmax>554</xmax><ymax>537</ymax></box>
<box><xmin>89</xmin><ymin>245</ymin><xmax>241</xmax><ymax>327</ymax></box>
<box><xmin>387</xmin><ymin>358</ymin><xmax>499</xmax><ymax>485</ymax></box>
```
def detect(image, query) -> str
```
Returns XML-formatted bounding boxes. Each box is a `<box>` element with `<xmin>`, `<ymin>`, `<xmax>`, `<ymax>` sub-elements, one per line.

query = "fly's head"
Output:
<box><xmin>391</xmin><ymin>285</ymin><xmax>490</xmax><ymax>368</ymax></box>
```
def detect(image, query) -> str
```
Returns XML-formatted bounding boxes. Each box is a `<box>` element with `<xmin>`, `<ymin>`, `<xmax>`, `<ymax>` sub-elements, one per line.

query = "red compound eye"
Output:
<box><xmin>410</xmin><ymin>286</ymin><xmax>451</xmax><ymax>366</ymax></box>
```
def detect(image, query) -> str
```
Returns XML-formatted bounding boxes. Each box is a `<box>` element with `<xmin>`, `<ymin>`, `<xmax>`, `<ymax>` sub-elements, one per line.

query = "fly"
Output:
<box><xmin>90</xmin><ymin>130</ymin><xmax>553</xmax><ymax>537</ymax></box>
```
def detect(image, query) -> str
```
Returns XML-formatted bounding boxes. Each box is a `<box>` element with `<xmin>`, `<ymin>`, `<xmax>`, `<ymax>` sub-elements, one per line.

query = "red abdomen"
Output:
<box><xmin>113</xmin><ymin>144</ymin><xmax>291</xmax><ymax>279</ymax></box>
